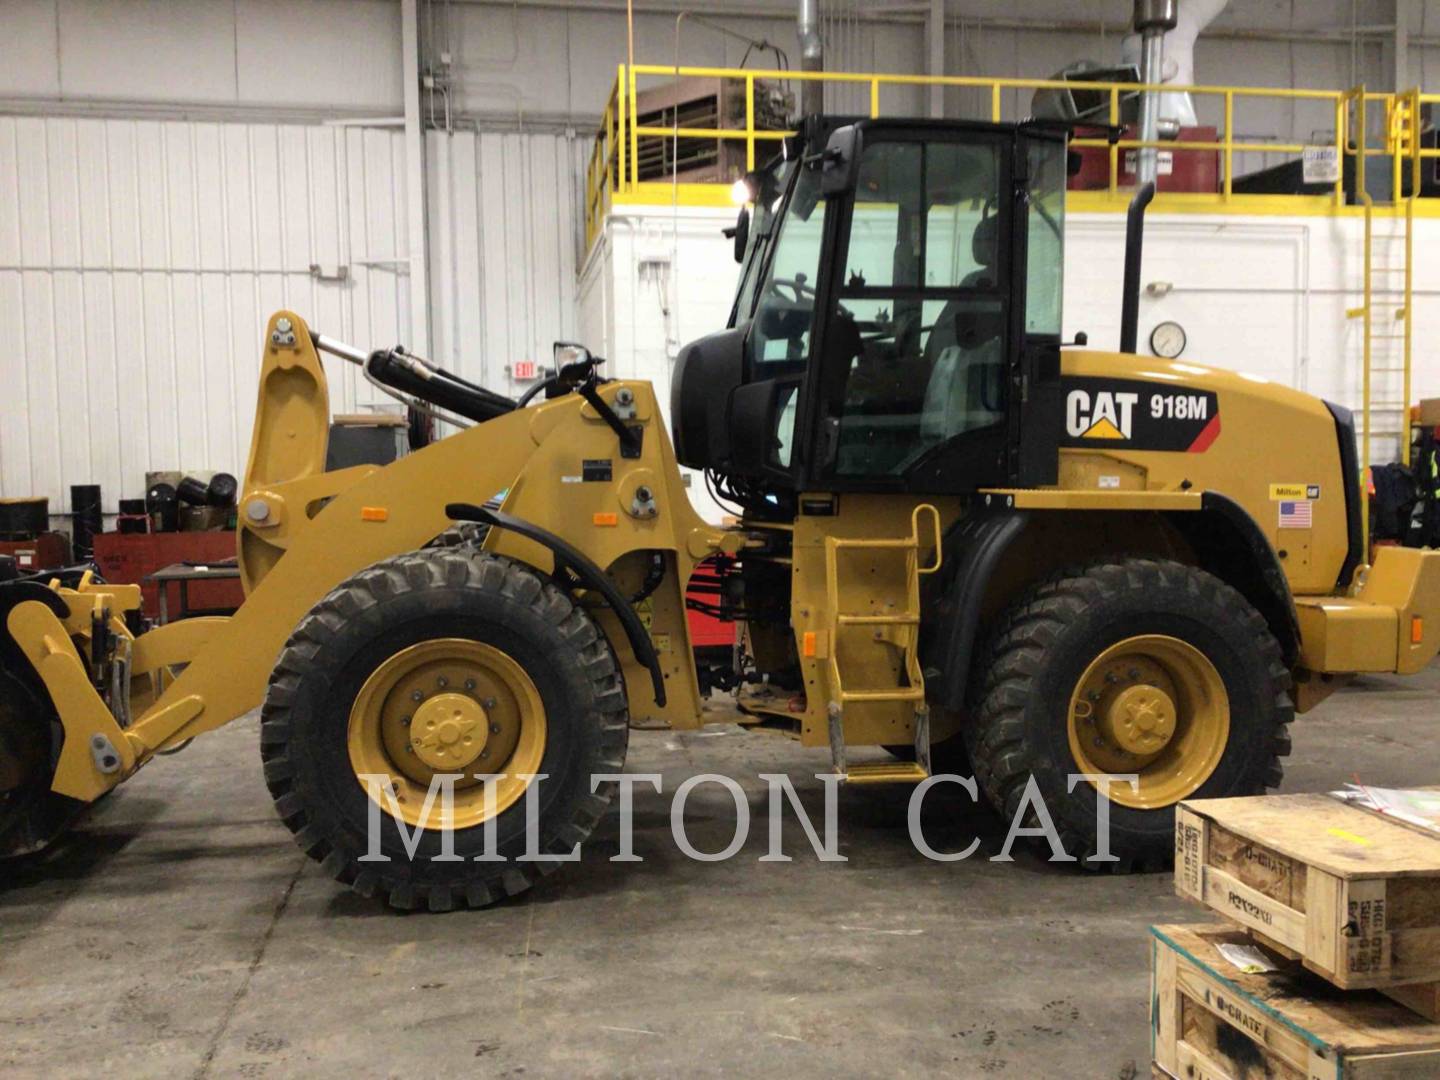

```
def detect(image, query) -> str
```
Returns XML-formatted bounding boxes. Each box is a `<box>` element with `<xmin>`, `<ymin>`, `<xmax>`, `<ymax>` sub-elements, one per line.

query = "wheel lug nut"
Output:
<box><xmin>437</xmin><ymin>676</ymin><xmax>448</xmax><ymax>688</ymax></box>
<box><xmin>401</xmin><ymin>716</ymin><xmax>411</xmax><ymax>727</ymax></box>
<box><xmin>1127</xmin><ymin>668</ymin><xmax>1141</xmax><ymax>679</ymax></box>
<box><xmin>411</xmin><ymin>690</ymin><xmax>424</xmax><ymax>702</ymax></box>
<box><xmin>464</xmin><ymin>679</ymin><xmax>476</xmax><ymax>691</ymax></box>
<box><xmin>483</xmin><ymin>697</ymin><xmax>497</xmax><ymax>709</ymax></box>
<box><xmin>406</xmin><ymin>744</ymin><xmax>415</xmax><ymax>754</ymax></box>
<box><xmin>490</xmin><ymin>723</ymin><xmax>501</xmax><ymax>734</ymax></box>
<box><xmin>1088</xmin><ymin>691</ymin><xmax>1101</xmax><ymax>702</ymax></box>
<box><xmin>480</xmin><ymin>749</ymin><xmax>489</xmax><ymax>759</ymax></box>
<box><xmin>1104</xmin><ymin>672</ymin><xmax>1119</xmax><ymax>684</ymax></box>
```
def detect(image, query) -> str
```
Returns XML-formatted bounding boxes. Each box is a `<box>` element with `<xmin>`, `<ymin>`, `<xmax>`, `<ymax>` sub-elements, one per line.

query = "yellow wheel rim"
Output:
<box><xmin>347</xmin><ymin>638</ymin><xmax>546</xmax><ymax>830</ymax></box>
<box><xmin>1066</xmin><ymin>634</ymin><xmax>1229</xmax><ymax>810</ymax></box>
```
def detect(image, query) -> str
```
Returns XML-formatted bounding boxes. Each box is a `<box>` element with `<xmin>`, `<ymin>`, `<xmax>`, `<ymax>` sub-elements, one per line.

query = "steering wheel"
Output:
<box><xmin>768</xmin><ymin>276</ymin><xmax>816</xmax><ymax>303</ymax></box>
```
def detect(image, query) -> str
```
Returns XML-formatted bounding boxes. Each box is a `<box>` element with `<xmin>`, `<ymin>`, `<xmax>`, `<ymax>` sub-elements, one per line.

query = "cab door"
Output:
<box><xmin>798</xmin><ymin>123</ymin><xmax>1065</xmax><ymax>493</ymax></box>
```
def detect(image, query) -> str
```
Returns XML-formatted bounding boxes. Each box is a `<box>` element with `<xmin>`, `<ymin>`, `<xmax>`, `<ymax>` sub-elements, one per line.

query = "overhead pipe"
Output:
<box><xmin>1132</xmin><ymin>0</ymin><xmax>1178</xmax><ymax>187</ymax></box>
<box><xmin>1121</xmin><ymin>0</ymin><xmax>1228</xmax><ymax>130</ymax></box>
<box><xmin>798</xmin><ymin>0</ymin><xmax>823</xmax><ymax>117</ymax></box>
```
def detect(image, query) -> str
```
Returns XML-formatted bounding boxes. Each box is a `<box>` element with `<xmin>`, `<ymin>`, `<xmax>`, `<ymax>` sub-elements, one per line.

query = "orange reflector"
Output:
<box><xmin>360</xmin><ymin>506</ymin><xmax>389</xmax><ymax>522</ymax></box>
<box><xmin>593</xmin><ymin>512</ymin><xmax>618</xmax><ymax>527</ymax></box>
<box><xmin>802</xmin><ymin>631</ymin><xmax>817</xmax><ymax>658</ymax></box>
<box><xmin>1412</xmin><ymin>615</ymin><xmax>1424</xmax><ymax>644</ymax></box>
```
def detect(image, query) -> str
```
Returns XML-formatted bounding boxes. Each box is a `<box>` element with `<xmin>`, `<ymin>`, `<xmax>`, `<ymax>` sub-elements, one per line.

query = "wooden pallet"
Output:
<box><xmin>1175</xmin><ymin>793</ymin><xmax>1440</xmax><ymax>1008</ymax></box>
<box><xmin>1151</xmin><ymin>923</ymin><xmax>1440</xmax><ymax>1079</ymax></box>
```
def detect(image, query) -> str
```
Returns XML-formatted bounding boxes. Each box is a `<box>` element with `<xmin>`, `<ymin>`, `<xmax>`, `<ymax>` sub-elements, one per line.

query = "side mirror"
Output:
<box><xmin>819</xmin><ymin>124</ymin><xmax>863</xmax><ymax>196</ymax></box>
<box><xmin>728</xmin><ymin>378</ymin><xmax>800</xmax><ymax>475</ymax></box>
<box><xmin>724</xmin><ymin>207</ymin><xmax>750</xmax><ymax>264</ymax></box>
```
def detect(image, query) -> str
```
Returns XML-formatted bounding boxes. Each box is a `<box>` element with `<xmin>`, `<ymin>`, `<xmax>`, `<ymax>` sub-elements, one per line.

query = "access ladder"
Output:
<box><xmin>821</xmin><ymin>503</ymin><xmax>943</xmax><ymax>784</ymax></box>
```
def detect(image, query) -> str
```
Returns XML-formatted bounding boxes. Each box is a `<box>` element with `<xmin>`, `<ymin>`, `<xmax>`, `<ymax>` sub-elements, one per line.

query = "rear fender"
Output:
<box><xmin>921</xmin><ymin>495</ymin><xmax>1300</xmax><ymax>714</ymax></box>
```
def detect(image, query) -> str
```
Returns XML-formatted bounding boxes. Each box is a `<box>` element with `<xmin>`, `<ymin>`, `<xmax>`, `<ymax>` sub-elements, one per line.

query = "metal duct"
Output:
<box><xmin>798</xmin><ymin>0</ymin><xmax>823</xmax><ymax>116</ymax></box>
<box><xmin>1132</xmin><ymin>0</ymin><xmax>1178</xmax><ymax>186</ymax></box>
<box><xmin>1123</xmin><ymin>0</ymin><xmax>1229</xmax><ymax>131</ymax></box>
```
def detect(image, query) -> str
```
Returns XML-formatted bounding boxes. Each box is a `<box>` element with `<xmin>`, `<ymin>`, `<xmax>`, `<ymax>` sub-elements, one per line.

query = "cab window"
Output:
<box><xmin>822</xmin><ymin>138</ymin><xmax>1007</xmax><ymax>478</ymax></box>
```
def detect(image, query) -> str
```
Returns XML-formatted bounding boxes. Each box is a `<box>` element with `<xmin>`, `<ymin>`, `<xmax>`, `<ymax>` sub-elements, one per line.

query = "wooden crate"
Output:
<box><xmin>1151</xmin><ymin>923</ymin><xmax>1440</xmax><ymax>1079</ymax></box>
<box><xmin>1175</xmin><ymin>793</ymin><xmax>1440</xmax><ymax>995</ymax></box>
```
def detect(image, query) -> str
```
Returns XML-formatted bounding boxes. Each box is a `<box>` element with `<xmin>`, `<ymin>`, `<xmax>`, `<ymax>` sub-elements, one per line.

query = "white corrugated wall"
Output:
<box><xmin>426</xmin><ymin>129</ymin><xmax>588</xmax><ymax>396</ymax></box>
<box><xmin>0</xmin><ymin>114</ymin><xmax>586</xmax><ymax>515</ymax></box>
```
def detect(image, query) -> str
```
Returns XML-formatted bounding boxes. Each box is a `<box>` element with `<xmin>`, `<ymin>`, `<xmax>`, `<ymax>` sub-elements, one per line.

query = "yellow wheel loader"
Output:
<box><xmin>4</xmin><ymin>116</ymin><xmax>1440</xmax><ymax>910</ymax></box>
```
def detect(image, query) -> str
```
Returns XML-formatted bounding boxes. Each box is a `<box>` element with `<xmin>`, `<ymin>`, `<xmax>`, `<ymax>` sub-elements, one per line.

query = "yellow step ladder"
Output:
<box><xmin>821</xmin><ymin>503</ymin><xmax>943</xmax><ymax>784</ymax></box>
<box><xmin>1344</xmin><ymin>85</ymin><xmax>1419</xmax><ymax>560</ymax></box>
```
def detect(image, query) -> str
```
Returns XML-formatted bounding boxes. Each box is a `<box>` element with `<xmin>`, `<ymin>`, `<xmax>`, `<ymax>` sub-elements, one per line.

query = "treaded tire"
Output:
<box><xmin>883</xmin><ymin>726</ymin><xmax>970</xmax><ymax>774</ymax></box>
<box><xmin>0</xmin><ymin>666</ymin><xmax>82</xmax><ymax>858</ymax></box>
<box><xmin>260</xmin><ymin>548</ymin><xmax>628</xmax><ymax>911</ymax></box>
<box><xmin>966</xmin><ymin>558</ymin><xmax>1292</xmax><ymax>872</ymax></box>
<box><xmin>424</xmin><ymin>522</ymin><xmax>489</xmax><ymax>550</ymax></box>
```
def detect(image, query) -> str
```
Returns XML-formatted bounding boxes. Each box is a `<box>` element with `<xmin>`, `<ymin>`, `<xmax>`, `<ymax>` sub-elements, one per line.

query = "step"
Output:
<box><xmin>837</xmin><ymin>687</ymin><xmax>926</xmax><ymax>704</ymax></box>
<box><xmin>836</xmin><ymin>613</ymin><xmax>919</xmax><ymax>627</ymax></box>
<box><xmin>842</xmin><ymin>761</ymin><xmax>930</xmax><ymax>785</ymax></box>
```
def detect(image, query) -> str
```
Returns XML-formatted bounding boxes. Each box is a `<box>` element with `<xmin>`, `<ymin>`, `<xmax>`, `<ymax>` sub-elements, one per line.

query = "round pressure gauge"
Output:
<box><xmin>1149</xmin><ymin>320</ymin><xmax>1187</xmax><ymax>359</ymax></box>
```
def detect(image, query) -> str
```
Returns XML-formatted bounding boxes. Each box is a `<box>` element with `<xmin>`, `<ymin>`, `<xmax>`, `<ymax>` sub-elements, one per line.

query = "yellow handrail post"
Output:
<box><xmin>870</xmin><ymin>77</ymin><xmax>880</xmax><ymax>119</ymax></box>
<box><xmin>1222</xmin><ymin>90</ymin><xmax>1233</xmax><ymax>201</ymax></box>
<box><xmin>628</xmin><ymin>64</ymin><xmax>639</xmax><ymax>189</ymax></box>
<box><xmin>1356</xmin><ymin>87</ymin><xmax>1373</xmax><ymax>562</ymax></box>
<box><xmin>1391</xmin><ymin>96</ymin><xmax>1404</xmax><ymax>208</ymax></box>
<box><xmin>745</xmin><ymin>73</ymin><xmax>755</xmax><ymax>171</ymax></box>
<box><xmin>1108</xmin><ymin>86</ymin><xmax>1120</xmax><ymax>197</ymax></box>
<box><xmin>991</xmin><ymin>82</ymin><xmax>1001</xmax><ymax>123</ymax></box>
<box><xmin>1403</xmin><ymin>86</ymin><xmax>1420</xmax><ymax>466</ymax></box>
<box><xmin>1334</xmin><ymin>94</ymin><xmax>1346</xmax><ymax>207</ymax></box>
<box><xmin>616</xmin><ymin>65</ymin><xmax>627</xmax><ymax>196</ymax></box>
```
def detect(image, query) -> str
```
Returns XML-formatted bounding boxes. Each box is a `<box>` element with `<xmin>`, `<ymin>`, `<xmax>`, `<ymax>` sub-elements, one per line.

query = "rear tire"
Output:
<box><xmin>260</xmin><ymin>549</ymin><xmax>628</xmax><ymax>910</ymax></box>
<box><xmin>966</xmin><ymin>558</ymin><xmax>1291</xmax><ymax>871</ymax></box>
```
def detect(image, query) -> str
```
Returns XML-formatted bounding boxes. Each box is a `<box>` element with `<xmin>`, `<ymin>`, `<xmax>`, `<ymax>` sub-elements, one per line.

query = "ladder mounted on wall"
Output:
<box><xmin>1343</xmin><ymin>85</ymin><xmax>1421</xmax><ymax>557</ymax></box>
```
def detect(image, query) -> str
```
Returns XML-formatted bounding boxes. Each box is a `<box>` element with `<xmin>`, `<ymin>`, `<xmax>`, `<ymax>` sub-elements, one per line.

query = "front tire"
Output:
<box><xmin>260</xmin><ymin>549</ymin><xmax>628</xmax><ymax>910</ymax></box>
<box><xmin>966</xmin><ymin>558</ymin><xmax>1292</xmax><ymax>871</ymax></box>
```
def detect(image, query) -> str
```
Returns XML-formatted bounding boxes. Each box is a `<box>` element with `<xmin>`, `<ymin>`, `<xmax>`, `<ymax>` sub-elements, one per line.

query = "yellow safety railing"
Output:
<box><xmin>582</xmin><ymin>63</ymin><xmax>1433</xmax><ymax>250</ymax></box>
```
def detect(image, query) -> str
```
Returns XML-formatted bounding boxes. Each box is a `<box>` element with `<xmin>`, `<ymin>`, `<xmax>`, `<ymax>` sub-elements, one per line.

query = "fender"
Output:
<box><xmin>920</xmin><ymin>493</ymin><xmax>1301</xmax><ymax>713</ymax></box>
<box><xmin>445</xmin><ymin>502</ymin><xmax>667</xmax><ymax>707</ymax></box>
<box><xmin>920</xmin><ymin>508</ymin><xmax>1030</xmax><ymax>713</ymax></box>
<box><xmin>1168</xmin><ymin>492</ymin><xmax>1300</xmax><ymax>664</ymax></box>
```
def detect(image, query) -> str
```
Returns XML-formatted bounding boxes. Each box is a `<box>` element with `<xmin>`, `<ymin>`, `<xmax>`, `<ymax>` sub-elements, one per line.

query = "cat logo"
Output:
<box><xmin>1066</xmin><ymin>389</ymin><xmax>1138</xmax><ymax>440</ymax></box>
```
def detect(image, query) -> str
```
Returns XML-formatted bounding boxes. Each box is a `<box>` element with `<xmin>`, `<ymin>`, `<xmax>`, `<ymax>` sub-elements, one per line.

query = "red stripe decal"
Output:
<box><xmin>1187</xmin><ymin>413</ymin><xmax>1221</xmax><ymax>453</ymax></box>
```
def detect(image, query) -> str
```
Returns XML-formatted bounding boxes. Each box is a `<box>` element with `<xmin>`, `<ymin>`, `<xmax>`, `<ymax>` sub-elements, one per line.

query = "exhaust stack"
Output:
<box><xmin>798</xmin><ymin>0</ymin><xmax>822</xmax><ymax>116</ymax></box>
<box><xmin>1120</xmin><ymin>181</ymin><xmax>1156</xmax><ymax>355</ymax></box>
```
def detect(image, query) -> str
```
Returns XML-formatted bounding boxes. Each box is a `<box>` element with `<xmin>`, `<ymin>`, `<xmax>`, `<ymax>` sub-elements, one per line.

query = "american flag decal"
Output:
<box><xmin>1279</xmin><ymin>500</ymin><xmax>1313</xmax><ymax>529</ymax></box>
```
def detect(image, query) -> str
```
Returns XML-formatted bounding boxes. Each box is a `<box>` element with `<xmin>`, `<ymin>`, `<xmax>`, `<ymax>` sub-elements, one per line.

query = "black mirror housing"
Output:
<box><xmin>728</xmin><ymin>379</ymin><xmax>785</xmax><ymax>475</ymax></box>
<box><xmin>819</xmin><ymin>124</ymin><xmax>864</xmax><ymax>195</ymax></box>
<box><xmin>729</xmin><ymin>207</ymin><xmax>750</xmax><ymax>263</ymax></box>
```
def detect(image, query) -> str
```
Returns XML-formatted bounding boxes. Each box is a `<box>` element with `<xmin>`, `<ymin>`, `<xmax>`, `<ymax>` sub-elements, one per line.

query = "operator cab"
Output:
<box><xmin>672</xmin><ymin>116</ymin><xmax>1068</xmax><ymax>511</ymax></box>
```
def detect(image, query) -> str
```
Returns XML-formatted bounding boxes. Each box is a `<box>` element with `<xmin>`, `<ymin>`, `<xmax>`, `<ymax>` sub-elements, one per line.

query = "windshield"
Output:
<box><xmin>730</xmin><ymin>156</ymin><xmax>798</xmax><ymax>326</ymax></box>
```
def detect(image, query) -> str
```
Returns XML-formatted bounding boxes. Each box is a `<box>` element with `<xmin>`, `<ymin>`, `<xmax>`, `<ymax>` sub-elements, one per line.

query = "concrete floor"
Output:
<box><xmin>3</xmin><ymin>671</ymin><xmax>1439</xmax><ymax>1080</ymax></box>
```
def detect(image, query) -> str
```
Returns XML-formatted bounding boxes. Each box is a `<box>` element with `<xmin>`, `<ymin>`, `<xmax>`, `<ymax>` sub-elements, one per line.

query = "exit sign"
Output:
<box><xmin>512</xmin><ymin>359</ymin><xmax>537</xmax><ymax>380</ymax></box>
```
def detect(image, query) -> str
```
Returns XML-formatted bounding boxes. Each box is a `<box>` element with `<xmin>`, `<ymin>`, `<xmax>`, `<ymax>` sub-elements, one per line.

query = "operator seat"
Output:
<box><xmin>919</xmin><ymin>214</ymin><xmax>1005</xmax><ymax>440</ymax></box>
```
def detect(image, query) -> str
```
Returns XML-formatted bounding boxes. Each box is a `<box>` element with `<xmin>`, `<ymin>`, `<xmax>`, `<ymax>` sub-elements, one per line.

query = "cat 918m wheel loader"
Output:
<box><xmin>5</xmin><ymin>115</ymin><xmax>1440</xmax><ymax>910</ymax></box>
